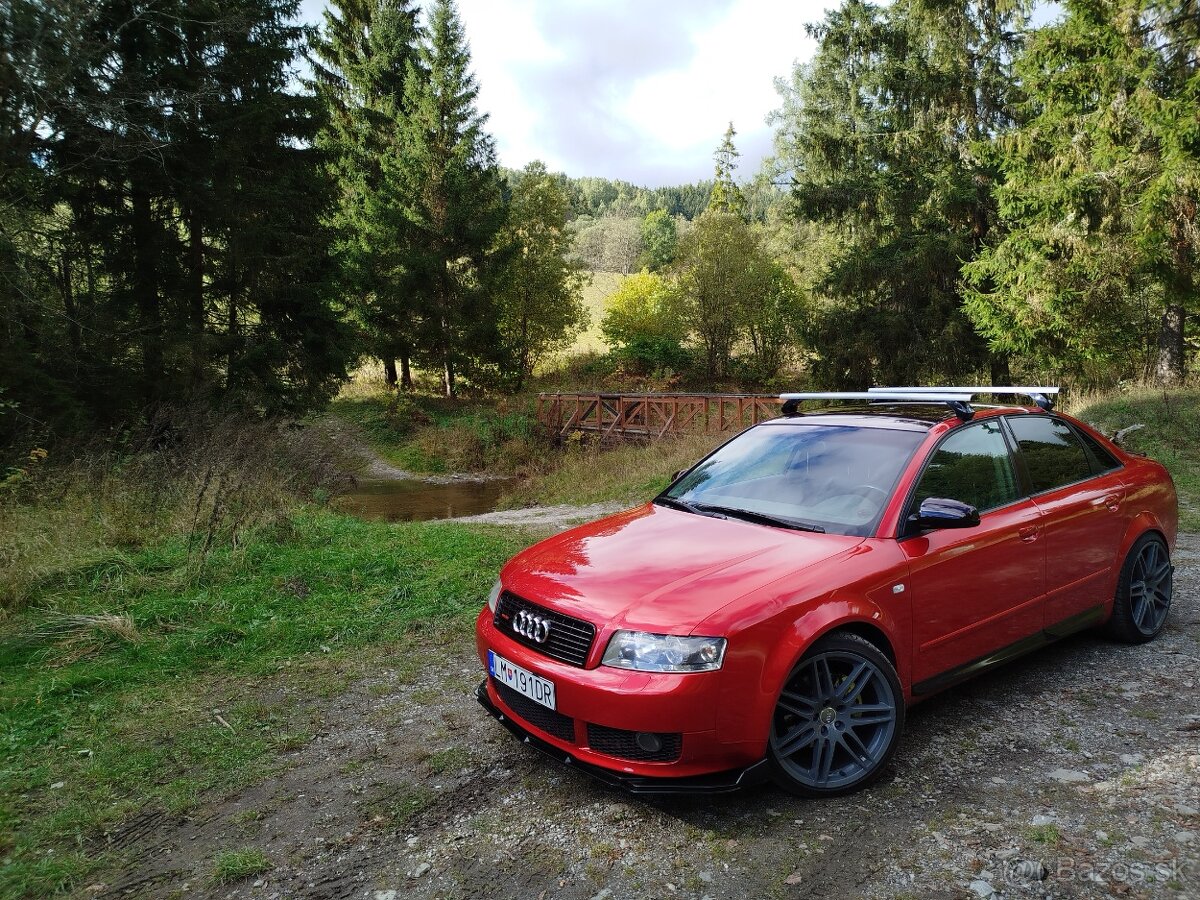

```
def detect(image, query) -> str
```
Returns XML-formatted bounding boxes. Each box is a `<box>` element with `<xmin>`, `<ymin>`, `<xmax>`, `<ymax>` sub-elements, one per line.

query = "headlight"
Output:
<box><xmin>601</xmin><ymin>630</ymin><xmax>727</xmax><ymax>673</ymax></box>
<box><xmin>486</xmin><ymin>579</ymin><xmax>502</xmax><ymax>613</ymax></box>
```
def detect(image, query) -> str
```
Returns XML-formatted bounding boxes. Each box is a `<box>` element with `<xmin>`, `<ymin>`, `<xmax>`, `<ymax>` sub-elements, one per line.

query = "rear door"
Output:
<box><xmin>1004</xmin><ymin>415</ymin><xmax>1127</xmax><ymax>629</ymax></box>
<box><xmin>901</xmin><ymin>419</ymin><xmax>1045</xmax><ymax>688</ymax></box>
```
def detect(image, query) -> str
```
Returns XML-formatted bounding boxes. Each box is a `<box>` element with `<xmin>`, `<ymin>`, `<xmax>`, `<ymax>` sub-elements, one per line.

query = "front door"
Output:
<box><xmin>901</xmin><ymin>419</ymin><xmax>1045</xmax><ymax>687</ymax></box>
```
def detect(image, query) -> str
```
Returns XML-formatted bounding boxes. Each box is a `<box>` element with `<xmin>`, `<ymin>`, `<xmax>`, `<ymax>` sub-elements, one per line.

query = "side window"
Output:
<box><xmin>1073</xmin><ymin>426</ymin><xmax>1122</xmax><ymax>473</ymax></box>
<box><xmin>911</xmin><ymin>420</ymin><xmax>1021</xmax><ymax>514</ymax></box>
<box><xmin>1006</xmin><ymin>416</ymin><xmax>1094</xmax><ymax>492</ymax></box>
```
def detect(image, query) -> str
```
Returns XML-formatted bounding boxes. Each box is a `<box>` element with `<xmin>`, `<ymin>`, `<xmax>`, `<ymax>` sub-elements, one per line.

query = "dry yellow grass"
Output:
<box><xmin>500</xmin><ymin>430</ymin><xmax>727</xmax><ymax>508</ymax></box>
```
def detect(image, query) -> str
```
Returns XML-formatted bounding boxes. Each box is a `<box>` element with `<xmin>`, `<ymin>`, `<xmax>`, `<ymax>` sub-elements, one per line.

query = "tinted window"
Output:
<box><xmin>1007</xmin><ymin>416</ymin><xmax>1094</xmax><ymax>492</ymax></box>
<box><xmin>1074</xmin><ymin>426</ymin><xmax>1121</xmax><ymax>473</ymax></box>
<box><xmin>911</xmin><ymin>420</ymin><xmax>1020</xmax><ymax>513</ymax></box>
<box><xmin>666</xmin><ymin>424</ymin><xmax>925</xmax><ymax>536</ymax></box>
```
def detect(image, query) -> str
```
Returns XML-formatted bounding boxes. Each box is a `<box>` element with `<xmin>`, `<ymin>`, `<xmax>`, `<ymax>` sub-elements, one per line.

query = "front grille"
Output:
<box><xmin>586</xmin><ymin>724</ymin><xmax>682</xmax><ymax>762</ymax></box>
<box><xmin>494</xmin><ymin>591</ymin><xmax>596</xmax><ymax>667</ymax></box>
<box><xmin>493</xmin><ymin>680</ymin><xmax>576</xmax><ymax>743</ymax></box>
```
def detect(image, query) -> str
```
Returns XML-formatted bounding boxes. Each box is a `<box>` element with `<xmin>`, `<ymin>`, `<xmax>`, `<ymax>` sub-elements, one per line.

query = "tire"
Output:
<box><xmin>767</xmin><ymin>632</ymin><xmax>905</xmax><ymax>797</ymax></box>
<box><xmin>1106</xmin><ymin>533</ymin><xmax>1173</xmax><ymax>644</ymax></box>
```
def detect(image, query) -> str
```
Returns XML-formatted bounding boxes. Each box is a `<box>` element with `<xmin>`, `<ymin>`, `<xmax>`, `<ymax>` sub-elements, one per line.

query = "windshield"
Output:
<box><xmin>662</xmin><ymin>423</ymin><xmax>925</xmax><ymax>537</ymax></box>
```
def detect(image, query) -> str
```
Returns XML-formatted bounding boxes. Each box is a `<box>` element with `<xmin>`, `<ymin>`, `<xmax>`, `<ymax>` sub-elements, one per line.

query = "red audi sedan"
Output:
<box><xmin>474</xmin><ymin>389</ymin><xmax>1178</xmax><ymax>796</ymax></box>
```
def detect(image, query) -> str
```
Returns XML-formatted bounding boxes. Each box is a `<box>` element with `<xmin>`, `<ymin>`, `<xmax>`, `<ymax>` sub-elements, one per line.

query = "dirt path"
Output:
<box><xmin>94</xmin><ymin>536</ymin><xmax>1200</xmax><ymax>900</ymax></box>
<box><xmin>448</xmin><ymin>502</ymin><xmax>627</xmax><ymax>528</ymax></box>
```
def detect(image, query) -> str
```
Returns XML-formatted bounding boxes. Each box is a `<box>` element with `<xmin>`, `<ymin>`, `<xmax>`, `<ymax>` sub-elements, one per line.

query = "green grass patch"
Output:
<box><xmin>0</xmin><ymin>509</ymin><xmax>532</xmax><ymax>898</ymax></box>
<box><xmin>1025</xmin><ymin>823</ymin><xmax>1062</xmax><ymax>845</ymax></box>
<box><xmin>211</xmin><ymin>848</ymin><xmax>270</xmax><ymax>884</ymax></box>
<box><xmin>1075</xmin><ymin>388</ymin><xmax>1200</xmax><ymax>530</ymax></box>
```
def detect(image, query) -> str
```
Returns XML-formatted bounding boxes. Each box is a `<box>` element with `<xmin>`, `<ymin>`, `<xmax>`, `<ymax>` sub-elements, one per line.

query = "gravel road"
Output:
<box><xmin>96</xmin><ymin>534</ymin><xmax>1200</xmax><ymax>900</ymax></box>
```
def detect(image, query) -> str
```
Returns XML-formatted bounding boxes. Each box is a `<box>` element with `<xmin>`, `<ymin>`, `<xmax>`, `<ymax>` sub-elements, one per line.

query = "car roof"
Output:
<box><xmin>760</xmin><ymin>403</ymin><xmax>1046</xmax><ymax>432</ymax></box>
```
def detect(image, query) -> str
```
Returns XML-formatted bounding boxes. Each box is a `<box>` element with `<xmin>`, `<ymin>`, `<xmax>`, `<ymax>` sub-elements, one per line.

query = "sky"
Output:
<box><xmin>299</xmin><ymin>0</ymin><xmax>837</xmax><ymax>187</ymax></box>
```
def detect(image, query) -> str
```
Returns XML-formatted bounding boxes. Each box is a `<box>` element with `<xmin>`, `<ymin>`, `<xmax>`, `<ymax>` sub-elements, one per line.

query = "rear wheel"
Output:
<box><xmin>768</xmin><ymin>632</ymin><xmax>904</xmax><ymax>797</ymax></box>
<box><xmin>1106</xmin><ymin>533</ymin><xmax>1172</xmax><ymax>643</ymax></box>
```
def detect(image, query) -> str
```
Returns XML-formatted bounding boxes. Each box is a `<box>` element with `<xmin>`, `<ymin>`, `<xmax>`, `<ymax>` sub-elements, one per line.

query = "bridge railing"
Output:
<box><xmin>535</xmin><ymin>392</ymin><xmax>781</xmax><ymax>441</ymax></box>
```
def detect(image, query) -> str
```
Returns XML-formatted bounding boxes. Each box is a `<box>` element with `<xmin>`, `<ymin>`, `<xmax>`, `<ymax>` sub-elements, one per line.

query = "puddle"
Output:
<box><xmin>333</xmin><ymin>478</ymin><xmax>513</xmax><ymax>523</ymax></box>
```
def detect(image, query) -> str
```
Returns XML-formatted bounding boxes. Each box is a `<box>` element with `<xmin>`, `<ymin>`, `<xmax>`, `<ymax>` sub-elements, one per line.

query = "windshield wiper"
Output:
<box><xmin>655</xmin><ymin>496</ymin><xmax>727</xmax><ymax>519</ymax></box>
<box><xmin>692</xmin><ymin>504</ymin><xmax>825</xmax><ymax>533</ymax></box>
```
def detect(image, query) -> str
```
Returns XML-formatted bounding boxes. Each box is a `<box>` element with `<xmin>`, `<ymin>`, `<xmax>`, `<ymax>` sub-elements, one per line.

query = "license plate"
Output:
<box><xmin>488</xmin><ymin>650</ymin><xmax>556</xmax><ymax>710</ymax></box>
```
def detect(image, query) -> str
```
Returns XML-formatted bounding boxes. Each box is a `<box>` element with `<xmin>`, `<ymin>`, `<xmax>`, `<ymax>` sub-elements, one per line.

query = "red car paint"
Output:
<box><xmin>474</xmin><ymin>405</ymin><xmax>1178</xmax><ymax>781</ymax></box>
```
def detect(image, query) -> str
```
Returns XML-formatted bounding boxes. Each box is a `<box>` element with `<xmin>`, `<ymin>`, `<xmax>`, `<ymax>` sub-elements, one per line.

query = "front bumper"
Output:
<box><xmin>475</xmin><ymin>608</ymin><xmax>766</xmax><ymax>780</ymax></box>
<box><xmin>476</xmin><ymin>681</ymin><xmax>770</xmax><ymax>794</ymax></box>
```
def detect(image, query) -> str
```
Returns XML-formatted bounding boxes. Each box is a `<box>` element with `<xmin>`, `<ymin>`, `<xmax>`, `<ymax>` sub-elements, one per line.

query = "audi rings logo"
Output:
<box><xmin>512</xmin><ymin>610</ymin><xmax>552</xmax><ymax>644</ymax></box>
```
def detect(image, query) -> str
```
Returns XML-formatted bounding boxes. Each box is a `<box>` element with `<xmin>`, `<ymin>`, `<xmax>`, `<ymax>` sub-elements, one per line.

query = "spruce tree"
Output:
<box><xmin>389</xmin><ymin>0</ymin><xmax>504</xmax><ymax>397</ymax></box>
<box><xmin>772</xmin><ymin>0</ymin><xmax>1027</xmax><ymax>387</ymax></box>
<box><xmin>709</xmin><ymin>123</ymin><xmax>747</xmax><ymax>217</ymax></box>
<box><xmin>964</xmin><ymin>0</ymin><xmax>1199</xmax><ymax>383</ymax></box>
<box><xmin>310</xmin><ymin>0</ymin><xmax>422</xmax><ymax>388</ymax></box>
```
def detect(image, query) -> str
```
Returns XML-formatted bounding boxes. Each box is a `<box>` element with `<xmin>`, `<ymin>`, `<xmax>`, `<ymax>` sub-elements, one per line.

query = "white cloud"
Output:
<box><xmin>303</xmin><ymin>0</ymin><xmax>836</xmax><ymax>185</ymax></box>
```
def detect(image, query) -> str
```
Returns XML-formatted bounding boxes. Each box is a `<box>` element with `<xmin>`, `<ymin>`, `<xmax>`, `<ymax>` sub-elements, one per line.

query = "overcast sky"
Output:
<box><xmin>299</xmin><ymin>0</ymin><xmax>836</xmax><ymax>187</ymax></box>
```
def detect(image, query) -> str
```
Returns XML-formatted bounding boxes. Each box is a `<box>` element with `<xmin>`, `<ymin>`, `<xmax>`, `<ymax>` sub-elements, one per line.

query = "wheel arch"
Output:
<box><xmin>757</xmin><ymin>596</ymin><xmax>907</xmax><ymax>717</ymax></box>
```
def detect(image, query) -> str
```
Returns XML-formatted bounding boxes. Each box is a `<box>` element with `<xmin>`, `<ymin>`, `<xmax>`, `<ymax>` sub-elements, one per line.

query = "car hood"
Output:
<box><xmin>500</xmin><ymin>502</ymin><xmax>864</xmax><ymax>633</ymax></box>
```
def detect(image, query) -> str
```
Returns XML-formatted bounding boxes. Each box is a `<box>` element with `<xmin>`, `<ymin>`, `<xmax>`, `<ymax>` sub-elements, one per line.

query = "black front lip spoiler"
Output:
<box><xmin>475</xmin><ymin>680</ymin><xmax>770</xmax><ymax>795</ymax></box>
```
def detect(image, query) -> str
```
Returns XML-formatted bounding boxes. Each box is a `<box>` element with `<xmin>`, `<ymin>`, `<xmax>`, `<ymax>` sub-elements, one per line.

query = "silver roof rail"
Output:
<box><xmin>868</xmin><ymin>386</ymin><xmax>1060</xmax><ymax>411</ymax></box>
<box><xmin>779</xmin><ymin>391</ymin><xmax>979</xmax><ymax>419</ymax></box>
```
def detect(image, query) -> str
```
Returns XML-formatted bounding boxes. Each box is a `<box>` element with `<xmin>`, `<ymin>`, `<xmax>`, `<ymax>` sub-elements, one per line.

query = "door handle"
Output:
<box><xmin>1019</xmin><ymin>525</ymin><xmax>1040</xmax><ymax>542</ymax></box>
<box><xmin>1104</xmin><ymin>493</ymin><xmax>1122</xmax><ymax>512</ymax></box>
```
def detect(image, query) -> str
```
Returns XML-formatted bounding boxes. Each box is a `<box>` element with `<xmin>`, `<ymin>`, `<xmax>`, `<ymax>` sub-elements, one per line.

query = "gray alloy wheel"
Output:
<box><xmin>1107</xmin><ymin>533</ymin><xmax>1173</xmax><ymax>644</ymax></box>
<box><xmin>768</xmin><ymin>632</ymin><xmax>904</xmax><ymax>797</ymax></box>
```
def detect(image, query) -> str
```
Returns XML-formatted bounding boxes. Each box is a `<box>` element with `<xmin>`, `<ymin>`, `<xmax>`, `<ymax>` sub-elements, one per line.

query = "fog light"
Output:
<box><xmin>635</xmin><ymin>732</ymin><xmax>663</xmax><ymax>753</ymax></box>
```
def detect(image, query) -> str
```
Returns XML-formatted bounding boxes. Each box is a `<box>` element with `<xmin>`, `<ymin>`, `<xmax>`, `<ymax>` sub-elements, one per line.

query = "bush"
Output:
<box><xmin>600</xmin><ymin>272</ymin><xmax>689</xmax><ymax>374</ymax></box>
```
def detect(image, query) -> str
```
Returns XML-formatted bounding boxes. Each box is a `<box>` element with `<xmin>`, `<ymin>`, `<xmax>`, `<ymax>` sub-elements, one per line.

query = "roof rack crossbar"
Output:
<box><xmin>867</xmin><ymin>385</ymin><xmax>1060</xmax><ymax>411</ymax></box>
<box><xmin>778</xmin><ymin>391</ymin><xmax>980</xmax><ymax>420</ymax></box>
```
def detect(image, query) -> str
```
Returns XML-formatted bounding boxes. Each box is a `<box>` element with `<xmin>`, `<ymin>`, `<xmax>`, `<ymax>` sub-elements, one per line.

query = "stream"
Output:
<box><xmin>333</xmin><ymin>477</ymin><xmax>513</xmax><ymax>523</ymax></box>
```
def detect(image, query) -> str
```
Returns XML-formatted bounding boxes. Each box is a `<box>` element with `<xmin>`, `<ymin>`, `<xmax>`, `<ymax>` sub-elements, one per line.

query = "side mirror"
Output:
<box><xmin>908</xmin><ymin>497</ymin><xmax>980</xmax><ymax>531</ymax></box>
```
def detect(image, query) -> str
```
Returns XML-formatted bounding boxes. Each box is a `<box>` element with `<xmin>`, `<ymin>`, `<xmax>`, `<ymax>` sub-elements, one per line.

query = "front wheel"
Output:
<box><xmin>1106</xmin><ymin>533</ymin><xmax>1173</xmax><ymax>643</ymax></box>
<box><xmin>768</xmin><ymin>632</ymin><xmax>904</xmax><ymax>797</ymax></box>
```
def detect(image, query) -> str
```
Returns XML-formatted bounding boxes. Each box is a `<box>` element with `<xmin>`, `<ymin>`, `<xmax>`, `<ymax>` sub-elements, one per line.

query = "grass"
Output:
<box><xmin>1074</xmin><ymin>387</ymin><xmax>1200</xmax><ymax>530</ymax></box>
<box><xmin>327</xmin><ymin>391</ymin><xmax>541</xmax><ymax>476</ymax></box>
<box><xmin>500</xmin><ymin>431</ymin><xmax>727</xmax><ymax>508</ymax></box>
<box><xmin>212</xmin><ymin>848</ymin><xmax>270</xmax><ymax>884</ymax></box>
<box><xmin>0</xmin><ymin>508</ymin><xmax>533</xmax><ymax>898</ymax></box>
<box><xmin>557</xmin><ymin>271</ymin><xmax>625</xmax><ymax>359</ymax></box>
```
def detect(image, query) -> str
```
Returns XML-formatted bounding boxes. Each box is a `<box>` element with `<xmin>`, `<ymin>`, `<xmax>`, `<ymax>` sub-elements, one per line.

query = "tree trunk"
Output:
<box><xmin>131</xmin><ymin>178</ymin><xmax>163</xmax><ymax>393</ymax></box>
<box><xmin>59</xmin><ymin>249</ymin><xmax>81</xmax><ymax>357</ymax></box>
<box><xmin>443</xmin><ymin>358</ymin><xmax>455</xmax><ymax>398</ymax></box>
<box><xmin>187</xmin><ymin>204</ymin><xmax>205</xmax><ymax>379</ymax></box>
<box><xmin>989</xmin><ymin>352</ymin><xmax>1011</xmax><ymax>387</ymax></box>
<box><xmin>383</xmin><ymin>358</ymin><xmax>398</xmax><ymax>388</ymax></box>
<box><xmin>400</xmin><ymin>352</ymin><xmax>412</xmax><ymax>390</ymax></box>
<box><xmin>1155</xmin><ymin>304</ymin><xmax>1186</xmax><ymax>385</ymax></box>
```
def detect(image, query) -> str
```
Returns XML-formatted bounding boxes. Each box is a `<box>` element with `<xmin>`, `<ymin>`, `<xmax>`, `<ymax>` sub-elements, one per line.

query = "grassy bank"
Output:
<box><xmin>0</xmin><ymin>508</ymin><xmax>532</xmax><ymax>897</ymax></box>
<box><xmin>499</xmin><ymin>431</ymin><xmax>726</xmax><ymax>508</ymax></box>
<box><xmin>1075</xmin><ymin>387</ymin><xmax>1200</xmax><ymax>530</ymax></box>
<box><xmin>328</xmin><ymin>392</ymin><xmax>541</xmax><ymax>476</ymax></box>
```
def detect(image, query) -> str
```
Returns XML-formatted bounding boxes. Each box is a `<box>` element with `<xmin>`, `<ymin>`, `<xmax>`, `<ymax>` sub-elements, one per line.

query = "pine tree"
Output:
<box><xmin>389</xmin><ymin>0</ymin><xmax>504</xmax><ymax>397</ymax></box>
<box><xmin>772</xmin><ymin>0</ymin><xmax>1027</xmax><ymax>387</ymax></box>
<box><xmin>310</xmin><ymin>0</ymin><xmax>422</xmax><ymax>388</ymax></box>
<box><xmin>708</xmin><ymin>123</ymin><xmax>747</xmax><ymax>217</ymax></box>
<box><xmin>964</xmin><ymin>0</ymin><xmax>1199</xmax><ymax>383</ymax></box>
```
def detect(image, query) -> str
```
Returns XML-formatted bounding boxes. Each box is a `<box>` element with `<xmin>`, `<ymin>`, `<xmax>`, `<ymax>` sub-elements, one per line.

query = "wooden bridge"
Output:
<box><xmin>535</xmin><ymin>392</ymin><xmax>782</xmax><ymax>441</ymax></box>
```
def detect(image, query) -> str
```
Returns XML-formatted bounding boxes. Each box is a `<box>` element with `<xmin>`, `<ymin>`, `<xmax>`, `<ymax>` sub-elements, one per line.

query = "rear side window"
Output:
<box><xmin>1006</xmin><ymin>416</ymin><xmax>1094</xmax><ymax>492</ymax></box>
<box><xmin>911</xmin><ymin>420</ymin><xmax>1021</xmax><ymax>513</ymax></box>
<box><xmin>1074</xmin><ymin>426</ymin><xmax>1122</xmax><ymax>473</ymax></box>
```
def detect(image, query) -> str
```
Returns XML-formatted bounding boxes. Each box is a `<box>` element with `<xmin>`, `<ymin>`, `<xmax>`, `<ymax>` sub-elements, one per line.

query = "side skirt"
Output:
<box><xmin>912</xmin><ymin>604</ymin><xmax>1107</xmax><ymax>697</ymax></box>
